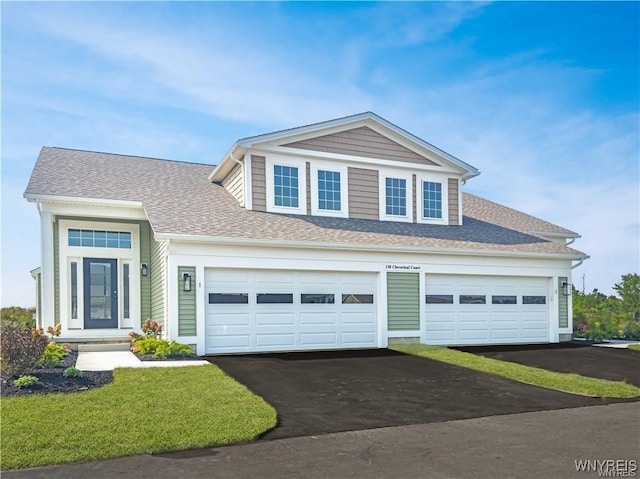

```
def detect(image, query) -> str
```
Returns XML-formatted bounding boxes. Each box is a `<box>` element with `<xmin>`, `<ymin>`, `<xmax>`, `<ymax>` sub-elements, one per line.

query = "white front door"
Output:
<box><xmin>204</xmin><ymin>269</ymin><xmax>378</xmax><ymax>354</ymax></box>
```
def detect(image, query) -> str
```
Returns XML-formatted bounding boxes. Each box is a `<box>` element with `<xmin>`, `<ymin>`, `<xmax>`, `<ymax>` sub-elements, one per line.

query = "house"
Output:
<box><xmin>24</xmin><ymin>112</ymin><xmax>587</xmax><ymax>355</ymax></box>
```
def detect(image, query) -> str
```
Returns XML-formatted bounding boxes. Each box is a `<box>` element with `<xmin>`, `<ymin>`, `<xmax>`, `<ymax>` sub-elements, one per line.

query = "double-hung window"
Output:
<box><xmin>310</xmin><ymin>163</ymin><xmax>348</xmax><ymax>217</ymax></box>
<box><xmin>274</xmin><ymin>165</ymin><xmax>299</xmax><ymax>208</ymax></box>
<box><xmin>318</xmin><ymin>170</ymin><xmax>341</xmax><ymax>211</ymax></box>
<box><xmin>422</xmin><ymin>181</ymin><xmax>442</xmax><ymax>219</ymax></box>
<box><xmin>378</xmin><ymin>170</ymin><xmax>412</xmax><ymax>222</ymax></box>
<box><xmin>266</xmin><ymin>157</ymin><xmax>307</xmax><ymax>215</ymax></box>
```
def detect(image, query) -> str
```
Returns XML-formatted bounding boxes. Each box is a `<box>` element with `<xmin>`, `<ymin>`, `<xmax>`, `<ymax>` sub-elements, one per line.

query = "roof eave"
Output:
<box><xmin>153</xmin><ymin>232</ymin><xmax>588</xmax><ymax>261</ymax></box>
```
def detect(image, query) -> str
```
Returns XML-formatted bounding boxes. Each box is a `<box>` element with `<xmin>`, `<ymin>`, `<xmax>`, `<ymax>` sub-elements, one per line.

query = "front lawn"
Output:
<box><xmin>1</xmin><ymin>365</ymin><xmax>277</xmax><ymax>470</ymax></box>
<box><xmin>628</xmin><ymin>344</ymin><xmax>640</xmax><ymax>352</ymax></box>
<box><xmin>391</xmin><ymin>344</ymin><xmax>640</xmax><ymax>398</ymax></box>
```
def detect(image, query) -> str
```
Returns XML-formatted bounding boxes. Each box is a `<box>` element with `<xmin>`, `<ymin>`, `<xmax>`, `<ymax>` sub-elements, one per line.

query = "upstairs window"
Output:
<box><xmin>385</xmin><ymin>177</ymin><xmax>407</xmax><ymax>216</ymax></box>
<box><xmin>422</xmin><ymin>181</ymin><xmax>442</xmax><ymax>219</ymax></box>
<box><xmin>318</xmin><ymin>170</ymin><xmax>341</xmax><ymax>211</ymax></box>
<box><xmin>274</xmin><ymin>165</ymin><xmax>299</xmax><ymax>208</ymax></box>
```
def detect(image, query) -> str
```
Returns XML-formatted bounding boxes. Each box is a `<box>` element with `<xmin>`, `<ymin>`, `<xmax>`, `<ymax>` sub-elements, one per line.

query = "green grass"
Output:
<box><xmin>391</xmin><ymin>344</ymin><xmax>640</xmax><ymax>399</ymax></box>
<box><xmin>628</xmin><ymin>344</ymin><xmax>640</xmax><ymax>352</ymax></box>
<box><xmin>1</xmin><ymin>365</ymin><xmax>276</xmax><ymax>470</ymax></box>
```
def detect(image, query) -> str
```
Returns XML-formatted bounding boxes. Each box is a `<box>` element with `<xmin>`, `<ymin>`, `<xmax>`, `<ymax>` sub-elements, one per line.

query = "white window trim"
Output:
<box><xmin>416</xmin><ymin>173</ymin><xmax>449</xmax><ymax>225</ymax></box>
<box><xmin>310</xmin><ymin>161</ymin><xmax>349</xmax><ymax>218</ymax></box>
<box><xmin>265</xmin><ymin>155</ymin><xmax>308</xmax><ymax>216</ymax></box>
<box><xmin>378</xmin><ymin>169</ymin><xmax>413</xmax><ymax>223</ymax></box>
<box><xmin>59</xmin><ymin>219</ymin><xmax>140</xmax><ymax>332</ymax></box>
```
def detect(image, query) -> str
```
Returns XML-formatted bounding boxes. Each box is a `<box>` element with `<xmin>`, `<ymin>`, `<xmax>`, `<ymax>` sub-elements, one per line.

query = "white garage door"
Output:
<box><xmin>425</xmin><ymin>274</ymin><xmax>550</xmax><ymax>345</ymax></box>
<box><xmin>205</xmin><ymin>269</ymin><xmax>378</xmax><ymax>354</ymax></box>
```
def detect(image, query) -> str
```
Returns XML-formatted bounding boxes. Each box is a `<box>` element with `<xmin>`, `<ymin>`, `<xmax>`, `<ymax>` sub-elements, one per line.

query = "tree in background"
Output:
<box><xmin>573</xmin><ymin>273</ymin><xmax>640</xmax><ymax>341</ymax></box>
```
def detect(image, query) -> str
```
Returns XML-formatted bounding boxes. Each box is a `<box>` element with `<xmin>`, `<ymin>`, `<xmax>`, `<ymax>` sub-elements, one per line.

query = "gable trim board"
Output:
<box><xmin>25</xmin><ymin>112</ymin><xmax>586</xmax><ymax>353</ymax></box>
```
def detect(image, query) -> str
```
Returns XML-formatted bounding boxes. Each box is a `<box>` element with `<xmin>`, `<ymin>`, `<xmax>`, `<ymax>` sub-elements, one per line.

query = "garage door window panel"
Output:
<box><xmin>426</xmin><ymin>294</ymin><xmax>454</xmax><ymax>304</ymax></box>
<box><xmin>460</xmin><ymin>295</ymin><xmax>486</xmax><ymax>304</ymax></box>
<box><xmin>257</xmin><ymin>293</ymin><xmax>294</xmax><ymax>304</ymax></box>
<box><xmin>492</xmin><ymin>295</ymin><xmax>517</xmax><ymax>305</ymax></box>
<box><xmin>523</xmin><ymin>296</ymin><xmax>546</xmax><ymax>305</ymax></box>
<box><xmin>342</xmin><ymin>294</ymin><xmax>374</xmax><ymax>304</ymax></box>
<box><xmin>301</xmin><ymin>294</ymin><xmax>335</xmax><ymax>304</ymax></box>
<box><xmin>209</xmin><ymin>293</ymin><xmax>249</xmax><ymax>304</ymax></box>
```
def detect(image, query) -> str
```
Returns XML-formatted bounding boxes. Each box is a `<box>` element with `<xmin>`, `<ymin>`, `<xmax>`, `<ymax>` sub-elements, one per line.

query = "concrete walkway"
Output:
<box><xmin>75</xmin><ymin>351</ymin><xmax>210</xmax><ymax>371</ymax></box>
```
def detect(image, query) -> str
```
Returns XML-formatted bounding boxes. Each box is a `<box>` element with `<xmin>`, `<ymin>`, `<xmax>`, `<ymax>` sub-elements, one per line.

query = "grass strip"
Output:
<box><xmin>1</xmin><ymin>365</ymin><xmax>276</xmax><ymax>470</ymax></box>
<box><xmin>627</xmin><ymin>344</ymin><xmax>640</xmax><ymax>352</ymax></box>
<box><xmin>391</xmin><ymin>344</ymin><xmax>640</xmax><ymax>399</ymax></box>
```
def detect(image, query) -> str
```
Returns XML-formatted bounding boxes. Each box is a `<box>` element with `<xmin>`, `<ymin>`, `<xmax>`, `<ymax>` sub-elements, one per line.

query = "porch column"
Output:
<box><xmin>40</xmin><ymin>210</ymin><xmax>56</xmax><ymax>330</ymax></box>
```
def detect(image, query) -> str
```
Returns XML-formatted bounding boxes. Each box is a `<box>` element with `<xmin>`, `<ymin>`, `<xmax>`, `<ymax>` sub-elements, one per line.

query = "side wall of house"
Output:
<box><xmin>222</xmin><ymin>163</ymin><xmax>244</xmax><ymax>206</ymax></box>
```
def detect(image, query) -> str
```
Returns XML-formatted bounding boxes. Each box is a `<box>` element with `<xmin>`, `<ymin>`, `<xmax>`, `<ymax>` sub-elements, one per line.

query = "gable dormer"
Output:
<box><xmin>210</xmin><ymin>112</ymin><xmax>480</xmax><ymax>226</ymax></box>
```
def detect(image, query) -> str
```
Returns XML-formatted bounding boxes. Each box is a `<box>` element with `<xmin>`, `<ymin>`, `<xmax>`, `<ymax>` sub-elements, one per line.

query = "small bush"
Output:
<box><xmin>154</xmin><ymin>341</ymin><xmax>194</xmax><ymax>359</ymax></box>
<box><xmin>0</xmin><ymin>323</ymin><xmax>48</xmax><ymax>377</ymax></box>
<box><xmin>63</xmin><ymin>366</ymin><xmax>83</xmax><ymax>378</ymax></box>
<box><xmin>131</xmin><ymin>337</ymin><xmax>165</xmax><ymax>355</ymax></box>
<box><xmin>40</xmin><ymin>342</ymin><xmax>69</xmax><ymax>368</ymax></box>
<box><xmin>13</xmin><ymin>375</ymin><xmax>39</xmax><ymax>389</ymax></box>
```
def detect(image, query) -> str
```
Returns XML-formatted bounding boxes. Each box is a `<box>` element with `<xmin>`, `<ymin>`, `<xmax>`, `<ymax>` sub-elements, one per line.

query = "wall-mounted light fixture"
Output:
<box><xmin>183</xmin><ymin>273</ymin><xmax>192</xmax><ymax>292</ymax></box>
<box><xmin>562</xmin><ymin>281</ymin><xmax>571</xmax><ymax>296</ymax></box>
<box><xmin>141</xmin><ymin>263</ymin><xmax>148</xmax><ymax>277</ymax></box>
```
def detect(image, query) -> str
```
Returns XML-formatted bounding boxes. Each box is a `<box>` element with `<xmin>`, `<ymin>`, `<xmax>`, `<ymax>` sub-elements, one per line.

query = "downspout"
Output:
<box><xmin>571</xmin><ymin>258</ymin><xmax>585</xmax><ymax>270</ymax></box>
<box><xmin>566</xmin><ymin>237</ymin><xmax>576</xmax><ymax>246</ymax></box>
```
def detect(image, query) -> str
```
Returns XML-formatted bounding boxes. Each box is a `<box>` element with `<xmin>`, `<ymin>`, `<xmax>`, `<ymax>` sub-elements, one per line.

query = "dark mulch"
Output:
<box><xmin>1</xmin><ymin>351</ymin><xmax>113</xmax><ymax>398</ymax></box>
<box><xmin>209</xmin><ymin>348</ymin><xmax>636</xmax><ymax>441</ymax></box>
<box><xmin>454</xmin><ymin>342</ymin><xmax>640</xmax><ymax>386</ymax></box>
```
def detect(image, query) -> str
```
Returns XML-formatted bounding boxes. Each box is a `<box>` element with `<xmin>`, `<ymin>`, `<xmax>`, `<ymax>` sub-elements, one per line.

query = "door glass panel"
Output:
<box><xmin>70</xmin><ymin>262</ymin><xmax>78</xmax><ymax>319</ymax></box>
<box><xmin>123</xmin><ymin>263</ymin><xmax>130</xmax><ymax>319</ymax></box>
<box><xmin>89</xmin><ymin>262</ymin><xmax>112</xmax><ymax>320</ymax></box>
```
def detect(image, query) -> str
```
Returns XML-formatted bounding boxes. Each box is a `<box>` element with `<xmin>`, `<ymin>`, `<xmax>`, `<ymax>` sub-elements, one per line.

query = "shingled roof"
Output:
<box><xmin>24</xmin><ymin>147</ymin><xmax>586</xmax><ymax>258</ymax></box>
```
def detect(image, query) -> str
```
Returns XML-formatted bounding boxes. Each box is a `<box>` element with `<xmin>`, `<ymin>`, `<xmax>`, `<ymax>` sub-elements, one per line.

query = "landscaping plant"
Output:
<box><xmin>13</xmin><ymin>375</ymin><xmax>39</xmax><ymax>389</ymax></box>
<box><xmin>40</xmin><ymin>342</ymin><xmax>70</xmax><ymax>368</ymax></box>
<box><xmin>0</xmin><ymin>323</ymin><xmax>48</xmax><ymax>377</ymax></box>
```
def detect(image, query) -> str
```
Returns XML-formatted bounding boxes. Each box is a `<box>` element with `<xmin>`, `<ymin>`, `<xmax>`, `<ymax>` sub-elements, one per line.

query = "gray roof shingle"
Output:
<box><xmin>24</xmin><ymin>147</ymin><xmax>586</xmax><ymax>258</ymax></box>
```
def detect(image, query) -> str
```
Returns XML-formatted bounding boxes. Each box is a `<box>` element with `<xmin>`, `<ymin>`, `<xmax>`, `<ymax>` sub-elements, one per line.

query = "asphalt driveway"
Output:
<box><xmin>455</xmin><ymin>343</ymin><xmax>640</xmax><ymax>386</ymax></box>
<box><xmin>209</xmin><ymin>348</ymin><xmax>633</xmax><ymax>440</ymax></box>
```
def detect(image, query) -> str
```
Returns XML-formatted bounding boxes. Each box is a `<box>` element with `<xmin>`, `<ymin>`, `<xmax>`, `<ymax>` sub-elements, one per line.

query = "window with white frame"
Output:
<box><xmin>310</xmin><ymin>163</ymin><xmax>348</xmax><ymax>217</ymax></box>
<box><xmin>378</xmin><ymin>170</ymin><xmax>413</xmax><ymax>222</ymax></box>
<box><xmin>265</xmin><ymin>156</ymin><xmax>307</xmax><ymax>215</ymax></box>
<box><xmin>416</xmin><ymin>173</ymin><xmax>449</xmax><ymax>224</ymax></box>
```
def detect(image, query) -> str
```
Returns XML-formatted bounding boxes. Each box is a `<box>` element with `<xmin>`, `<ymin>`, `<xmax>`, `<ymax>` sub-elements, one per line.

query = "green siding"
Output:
<box><xmin>559</xmin><ymin>276</ymin><xmax>569</xmax><ymax>328</ymax></box>
<box><xmin>139</xmin><ymin>221</ymin><xmax>152</xmax><ymax>323</ymax></box>
<box><xmin>387</xmin><ymin>272</ymin><xmax>420</xmax><ymax>331</ymax></box>
<box><xmin>178</xmin><ymin>266</ymin><xmax>197</xmax><ymax>336</ymax></box>
<box><xmin>150</xmin><ymin>239</ymin><xmax>167</xmax><ymax>327</ymax></box>
<box><xmin>53</xmin><ymin>218</ymin><xmax>60</xmax><ymax>325</ymax></box>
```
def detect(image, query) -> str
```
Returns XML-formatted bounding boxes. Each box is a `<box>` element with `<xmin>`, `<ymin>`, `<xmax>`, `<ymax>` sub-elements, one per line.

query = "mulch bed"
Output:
<box><xmin>1</xmin><ymin>351</ymin><xmax>113</xmax><ymax>398</ymax></box>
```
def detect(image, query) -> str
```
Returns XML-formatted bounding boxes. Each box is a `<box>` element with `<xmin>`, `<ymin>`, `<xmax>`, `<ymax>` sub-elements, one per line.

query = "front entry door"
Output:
<box><xmin>84</xmin><ymin>258</ymin><xmax>118</xmax><ymax>329</ymax></box>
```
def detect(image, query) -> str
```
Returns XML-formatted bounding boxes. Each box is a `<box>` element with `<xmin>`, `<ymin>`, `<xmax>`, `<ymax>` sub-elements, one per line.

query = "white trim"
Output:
<box><xmin>416</xmin><ymin>172</ymin><xmax>449</xmax><ymax>225</ymax></box>
<box><xmin>252</xmin><ymin>144</ymin><xmax>463</xmax><ymax>175</ymax></box>
<box><xmin>25</xmin><ymin>194</ymin><xmax>144</xmax><ymax>209</ymax></box>
<box><xmin>378</xmin><ymin>168</ymin><xmax>414</xmax><ymax>223</ymax></box>
<box><xmin>58</xmin><ymin>219</ymin><xmax>141</xmax><ymax>334</ymax></box>
<box><xmin>265</xmin><ymin>155</ymin><xmax>308</xmax><ymax>216</ymax></box>
<box><xmin>40</xmin><ymin>210</ymin><xmax>56</xmax><ymax>330</ymax></box>
<box><xmin>309</xmin><ymin>161</ymin><xmax>349</xmax><ymax>218</ymax></box>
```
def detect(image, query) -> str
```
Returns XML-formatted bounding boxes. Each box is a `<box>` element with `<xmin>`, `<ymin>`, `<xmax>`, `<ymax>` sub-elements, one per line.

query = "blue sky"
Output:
<box><xmin>1</xmin><ymin>1</ymin><xmax>638</xmax><ymax>307</ymax></box>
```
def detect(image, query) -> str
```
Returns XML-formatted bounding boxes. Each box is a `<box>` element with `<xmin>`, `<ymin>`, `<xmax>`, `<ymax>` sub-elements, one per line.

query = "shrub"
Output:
<box><xmin>0</xmin><ymin>323</ymin><xmax>48</xmax><ymax>377</ymax></box>
<box><xmin>63</xmin><ymin>366</ymin><xmax>83</xmax><ymax>378</ymax></box>
<box><xmin>153</xmin><ymin>341</ymin><xmax>194</xmax><ymax>359</ymax></box>
<box><xmin>40</xmin><ymin>342</ymin><xmax>69</xmax><ymax>368</ymax></box>
<box><xmin>13</xmin><ymin>375</ymin><xmax>39</xmax><ymax>389</ymax></box>
<box><xmin>131</xmin><ymin>337</ymin><xmax>165</xmax><ymax>355</ymax></box>
<box><xmin>0</xmin><ymin>306</ymin><xmax>36</xmax><ymax>328</ymax></box>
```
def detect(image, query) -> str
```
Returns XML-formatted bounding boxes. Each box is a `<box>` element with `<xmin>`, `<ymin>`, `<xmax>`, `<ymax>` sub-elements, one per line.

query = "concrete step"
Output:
<box><xmin>77</xmin><ymin>342</ymin><xmax>131</xmax><ymax>352</ymax></box>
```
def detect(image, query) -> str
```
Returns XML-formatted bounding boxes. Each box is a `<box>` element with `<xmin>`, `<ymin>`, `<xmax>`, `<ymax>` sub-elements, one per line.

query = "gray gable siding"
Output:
<box><xmin>251</xmin><ymin>155</ymin><xmax>266</xmax><ymax>212</ymax></box>
<box><xmin>284</xmin><ymin>126</ymin><xmax>439</xmax><ymax>166</ymax></box>
<box><xmin>221</xmin><ymin>163</ymin><xmax>244</xmax><ymax>206</ymax></box>
<box><xmin>448</xmin><ymin>178</ymin><xmax>459</xmax><ymax>226</ymax></box>
<box><xmin>347</xmin><ymin>167</ymin><xmax>379</xmax><ymax>220</ymax></box>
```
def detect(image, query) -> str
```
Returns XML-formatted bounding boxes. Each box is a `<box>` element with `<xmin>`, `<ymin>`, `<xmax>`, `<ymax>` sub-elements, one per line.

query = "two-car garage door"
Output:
<box><xmin>205</xmin><ymin>269</ymin><xmax>378</xmax><ymax>354</ymax></box>
<box><xmin>425</xmin><ymin>274</ymin><xmax>550</xmax><ymax>345</ymax></box>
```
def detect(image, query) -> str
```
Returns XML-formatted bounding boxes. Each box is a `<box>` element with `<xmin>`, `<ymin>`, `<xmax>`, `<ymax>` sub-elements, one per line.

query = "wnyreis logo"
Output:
<box><xmin>575</xmin><ymin>459</ymin><xmax>637</xmax><ymax>477</ymax></box>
